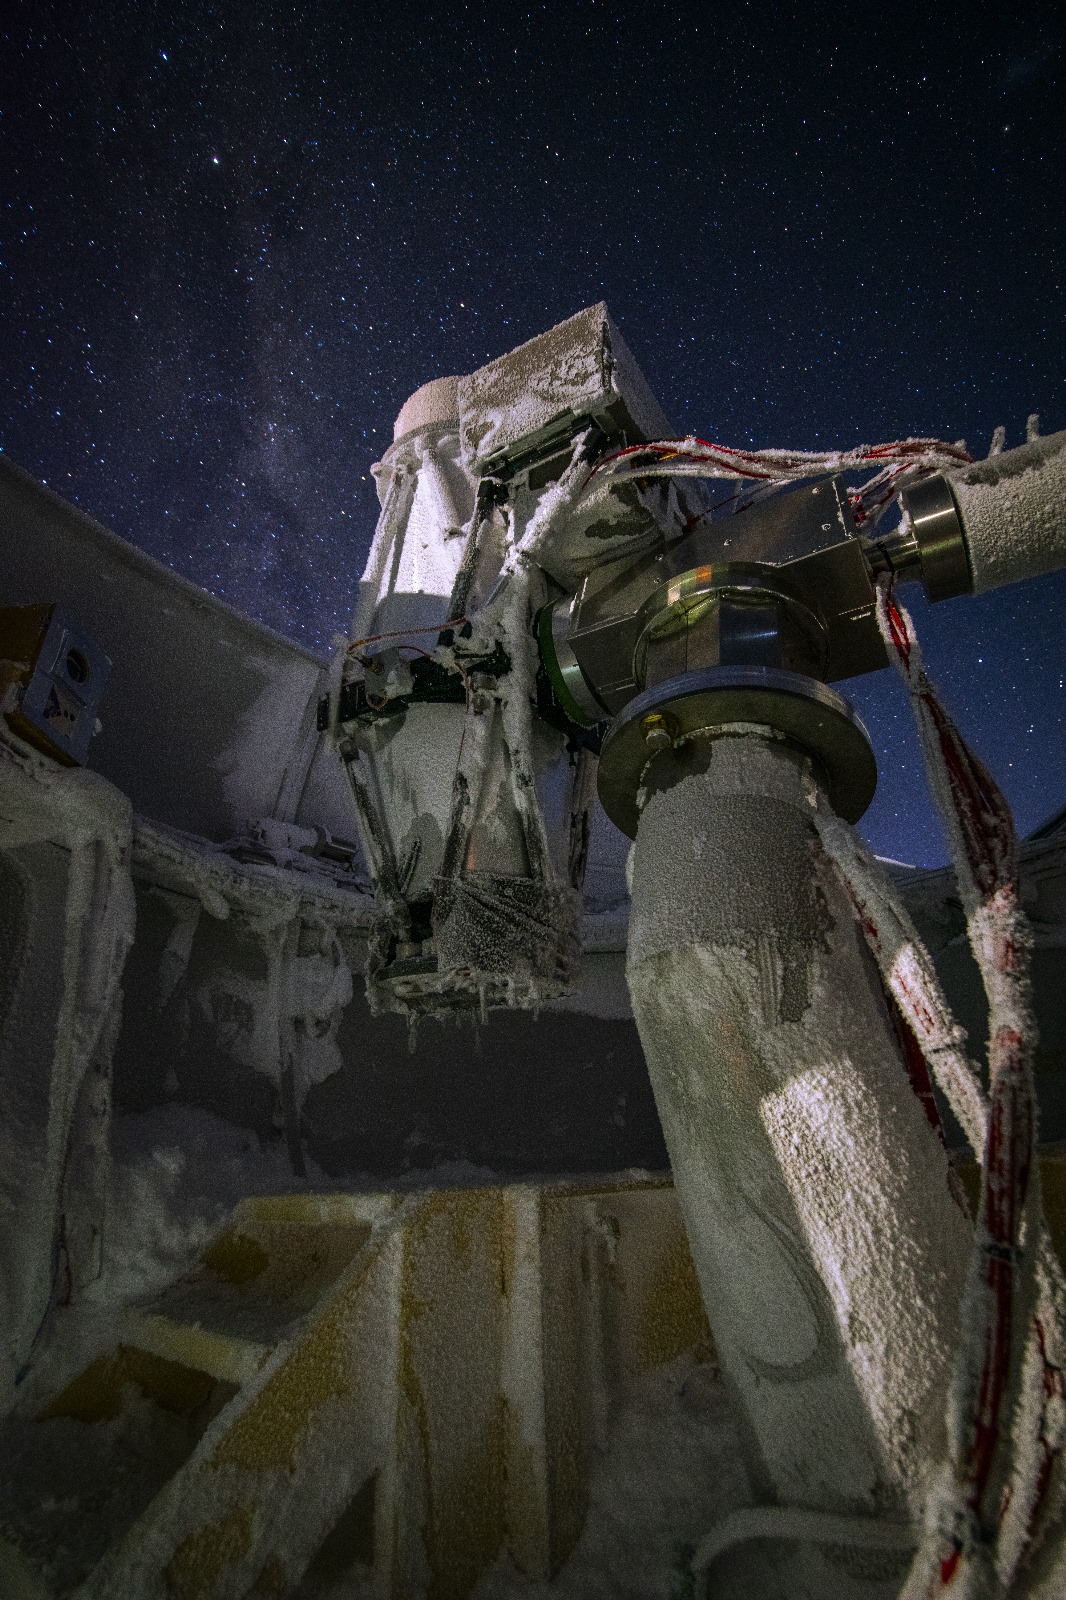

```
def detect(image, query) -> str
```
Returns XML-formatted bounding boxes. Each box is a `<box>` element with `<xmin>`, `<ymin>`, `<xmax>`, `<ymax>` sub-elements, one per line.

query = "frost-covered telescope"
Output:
<box><xmin>2</xmin><ymin>305</ymin><xmax>1066</xmax><ymax>1598</ymax></box>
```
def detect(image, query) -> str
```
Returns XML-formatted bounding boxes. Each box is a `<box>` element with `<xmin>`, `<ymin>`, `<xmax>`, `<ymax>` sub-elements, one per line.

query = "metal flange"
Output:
<box><xmin>898</xmin><ymin>473</ymin><xmax>973</xmax><ymax>601</ymax></box>
<box><xmin>536</xmin><ymin>596</ymin><xmax>607</xmax><ymax>726</ymax></box>
<box><xmin>597</xmin><ymin>665</ymin><xmax>878</xmax><ymax>838</ymax></box>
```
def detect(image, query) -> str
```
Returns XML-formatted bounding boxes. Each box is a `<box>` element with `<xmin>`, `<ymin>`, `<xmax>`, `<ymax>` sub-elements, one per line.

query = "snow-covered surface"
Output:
<box><xmin>340</xmin><ymin>310</ymin><xmax>692</xmax><ymax>1018</ymax></box>
<box><xmin>0</xmin><ymin>454</ymin><xmax>329</xmax><ymax>841</ymax></box>
<box><xmin>133</xmin><ymin>814</ymin><xmax>373</xmax><ymax>920</ymax></box>
<box><xmin>102</xmin><ymin>1107</ymin><xmax>327</xmax><ymax>1295</ymax></box>
<box><xmin>0</xmin><ymin>1150</ymin><xmax>749</xmax><ymax>1600</ymax></box>
<box><xmin>0</xmin><ymin>733</ymin><xmax>135</xmax><ymax>1401</ymax></box>
<box><xmin>347</xmin><ymin>421</ymin><xmax>591</xmax><ymax>1015</ymax></box>
<box><xmin>5</xmin><ymin>323</ymin><xmax>1066</xmax><ymax>1596</ymax></box>
<box><xmin>457</xmin><ymin>303</ymin><xmax>673</xmax><ymax>477</ymax></box>
<box><xmin>355</xmin><ymin>421</ymin><xmax>478</xmax><ymax>643</ymax></box>
<box><xmin>0</xmin><ymin>1386</ymin><xmax>206</xmax><ymax>1595</ymax></box>
<box><xmin>473</xmin><ymin>1355</ymin><xmax>749</xmax><ymax>1600</ymax></box>
<box><xmin>626</xmin><ymin>736</ymin><xmax>972</xmax><ymax>1520</ymax></box>
<box><xmin>392</xmin><ymin>374</ymin><xmax>461</xmax><ymax>444</ymax></box>
<box><xmin>215</xmin><ymin>650</ymin><xmax>323</xmax><ymax>829</ymax></box>
<box><xmin>948</xmin><ymin>426</ymin><xmax>1066</xmax><ymax>594</ymax></box>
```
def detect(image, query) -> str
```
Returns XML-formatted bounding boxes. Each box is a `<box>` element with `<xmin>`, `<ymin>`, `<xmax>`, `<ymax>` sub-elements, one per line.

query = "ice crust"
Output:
<box><xmin>0</xmin><ymin>453</ymin><xmax>332</xmax><ymax>843</ymax></box>
<box><xmin>948</xmin><ymin>426</ymin><xmax>1066</xmax><ymax>594</ymax></box>
<box><xmin>472</xmin><ymin>1355</ymin><xmax>751</xmax><ymax>1600</ymax></box>
<box><xmin>344</xmin><ymin>305</ymin><xmax>699</xmax><ymax>1018</ymax></box>
<box><xmin>626</xmin><ymin>736</ymin><xmax>973</xmax><ymax>1519</ymax></box>
<box><xmin>456</xmin><ymin>302</ymin><xmax>673</xmax><ymax>476</ymax></box>
<box><xmin>0</xmin><ymin>733</ymin><xmax>135</xmax><ymax>1402</ymax></box>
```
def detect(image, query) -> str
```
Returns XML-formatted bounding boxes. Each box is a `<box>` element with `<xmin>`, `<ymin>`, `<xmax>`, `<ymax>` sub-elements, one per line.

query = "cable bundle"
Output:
<box><xmin>815</xmin><ymin>582</ymin><xmax>1066</xmax><ymax>1599</ymax></box>
<box><xmin>583</xmin><ymin>433</ymin><xmax>973</xmax><ymax>530</ymax></box>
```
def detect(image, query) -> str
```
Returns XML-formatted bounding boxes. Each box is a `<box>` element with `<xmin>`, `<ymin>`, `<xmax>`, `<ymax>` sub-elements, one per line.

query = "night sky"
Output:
<box><xmin>2</xmin><ymin>1</ymin><xmax>1065</xmax><ymax>865</ymax></box>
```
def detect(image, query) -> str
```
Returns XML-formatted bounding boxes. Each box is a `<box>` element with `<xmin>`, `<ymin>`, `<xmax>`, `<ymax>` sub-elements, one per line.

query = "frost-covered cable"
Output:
<box><xmin>583</xmin><ymin>434</ymin><xmax>973</xmax><ymax>489</ymax></box>
<box><xmin>812</xmin><ymin>806</ymin><xmax>987</xmax><ymax>1156</ymax></box>
<box><xmin>497</xmin><ymin>430</ymin><xmax>596</xmax><ymax>582</ymax></box>
<box><xmin>817</xmin><ymin>660</ymin><xmax>1066</xmax><ymax>1597</ymax></box>
<box><xmin>578</xmin><ymin>432</ymin><xmax>975</xmax><ymax>538</ymax></box>
<box><xmin>866</xmin><ymin>582</ymin><xmax>1066</xmax><ymax>1599</ymax></box>
<box><xmin>813</xmin><ymin>802</ymin><xmax>1066</xmax><ymax>1589</ymax></box>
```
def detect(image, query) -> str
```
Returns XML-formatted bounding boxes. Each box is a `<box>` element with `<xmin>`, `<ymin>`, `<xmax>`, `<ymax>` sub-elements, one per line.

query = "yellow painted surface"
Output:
<box><xmin>208</xmin><ymin>1278</ymin><xmax>355</xmax><ymax>1473</ymax></box>
<box><xmin>500</xmin><ymin>1397</ymin><xmax>548</xmax><ymax>1582</ymax></box>
<box><xmin>23</xmin><ymin>1176</ymin><xmax>716</xmax><ymax>1600</ymax></box>
<box><xmin>396</xmin><ymin>1189</ymin><xmax>509</xmax><ymax>1600</ymax></box>
<box><xmin>243</xmin><ymin>1553</ymin><xmax>288</xmax><ymax>1595</ymax></box>
<box><xmin>121</xmin><ymin>1309</ymin><xmax>271</xmax><ymax>1386</ymax></box>
<box><xmin>538</xmin><ymin>1192</ymin><xmax>590</xmax><ymax>1574</ymax></box>
<box><xmin>39</xmin><ymin>1344</ymin><xmax>226</xmax><ymax>1423</ymax></box>
<box><xmin>191</xmin><ymin>1219</ymin><xmax>371</xmax><ymax>1315</ymax></box>
<box><xmin>1040</xmin><ymin>1153</ymin><xmax>1066</xmax><ymax>1262</ymax></box>
<box><xmin>164</xmin><ymin>1504</ymin><xmax>254</xmax><ymax>1600</ymax></box>
<box><xmin>236</xmin><ymin>1193</ymin><xmax>392</xmax><ymax>1227</ymax></box>
<box><xmin>639</xmin><ymin>1222</ymin><xmax>714</xmax><ymax>1372</ymax></box>
<box><xmin>591</xmin><ymin>1187</ymin><xmax>714</xmax><ymax>1403</ymax></box>
<box><xmin>202</xmin><ymin>1231</ymin><xmax>269</xmax><ymax>1285</ymax></box>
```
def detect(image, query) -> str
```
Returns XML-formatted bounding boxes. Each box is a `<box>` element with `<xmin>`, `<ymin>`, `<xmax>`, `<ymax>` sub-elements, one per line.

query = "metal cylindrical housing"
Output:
<box><xmin>537</xmin><ymin>597</ymin><xmax>606</xmax><ymax>726</ymax></box>
<box><xmin>625</xmin><ymin>734</ymin><xmax>972</xmax><ymax>1525</ymax></box>
<box><xmin>897</xmin><ymin>474</ymin><xmax>972</xmax><ymax>601</ymax></box>
<box><xmin>597</xmin><ymin>666</ymin><xmax>878</xmax><ymax>839</ymax></box>
<box><xmin>945</xmin><ymin>427</ymin><xmax>1066</xmax><ymax>595</ymax></box>
<box><xmin>632</xmin><ymin>562</ymin><xmax>830</xmax><ymax>689</ymax></box>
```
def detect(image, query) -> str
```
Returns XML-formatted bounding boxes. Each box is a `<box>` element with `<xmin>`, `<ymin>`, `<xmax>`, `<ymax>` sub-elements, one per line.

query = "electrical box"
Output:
<box><xmin>0</xmin><ymin>603</ymin><xmax>110</xmax><ymax>765</ymax></box>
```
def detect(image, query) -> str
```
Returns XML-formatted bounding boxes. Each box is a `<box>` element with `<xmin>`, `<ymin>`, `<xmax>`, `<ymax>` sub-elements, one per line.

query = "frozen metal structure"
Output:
<box><xmin>333</xmin><ymin>306</ymin><xmax>1066</xmax><ymax>1597</ymax></box>
<box><xmin>1</xmin><ymin>305</ymin><xmax>1066</xmax><ymax>1598</ymax></box>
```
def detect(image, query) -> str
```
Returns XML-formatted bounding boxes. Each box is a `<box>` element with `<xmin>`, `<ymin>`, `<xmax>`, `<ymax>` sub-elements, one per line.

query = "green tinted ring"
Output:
<box><xmin>535</xmin><ymin>598</ymin><xmax>605</xmax><ymax>727</ymax></box>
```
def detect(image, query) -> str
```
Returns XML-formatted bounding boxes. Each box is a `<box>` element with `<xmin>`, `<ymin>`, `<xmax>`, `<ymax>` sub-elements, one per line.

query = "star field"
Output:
<box><xmin>1</xmin><ymin>0</ymin><xmax>1064</xmax><ymax>863</ymax></box>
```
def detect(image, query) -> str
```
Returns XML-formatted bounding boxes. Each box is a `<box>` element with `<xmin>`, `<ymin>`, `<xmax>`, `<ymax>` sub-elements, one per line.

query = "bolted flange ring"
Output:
<box><xmin>596</xmin><ymin>665</ymin><xmax>877</xmax><ymax>838</ymax></box>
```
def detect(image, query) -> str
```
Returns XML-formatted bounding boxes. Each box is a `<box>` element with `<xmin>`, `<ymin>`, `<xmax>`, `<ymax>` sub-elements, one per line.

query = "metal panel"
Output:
<box><xmin>0</xmin><ymin>458</ymin><xmax>330</xmax><ymax>840</ymax></box>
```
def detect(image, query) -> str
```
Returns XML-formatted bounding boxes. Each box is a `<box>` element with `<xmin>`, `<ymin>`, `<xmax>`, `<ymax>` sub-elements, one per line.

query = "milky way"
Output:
<box><xmin>2</xmin><ymin>0</ymin><xmax>1064</xmax><ymax>862</ymax></box>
